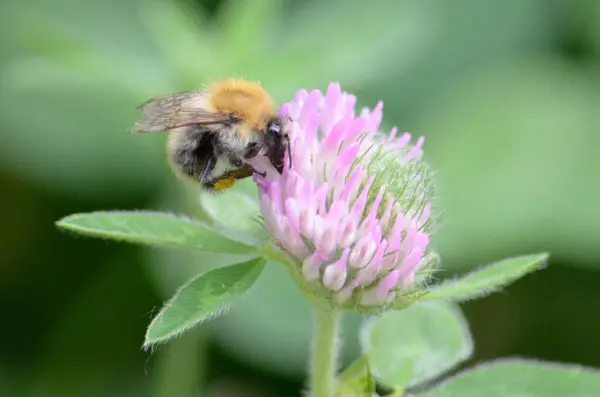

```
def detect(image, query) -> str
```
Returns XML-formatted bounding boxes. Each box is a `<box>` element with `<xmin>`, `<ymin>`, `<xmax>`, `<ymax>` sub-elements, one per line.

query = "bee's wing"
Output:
<box><xmin>129</xmin><ymin>91</ymin><xmax>231</xmax><ymax>133</ymax></box>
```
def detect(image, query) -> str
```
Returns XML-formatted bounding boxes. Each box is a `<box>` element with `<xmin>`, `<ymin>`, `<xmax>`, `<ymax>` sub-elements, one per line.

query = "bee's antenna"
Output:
<box><xmin>287</xmin><ymin>141</ymin><xmax>293</xmax><ymax>169</ymax></box>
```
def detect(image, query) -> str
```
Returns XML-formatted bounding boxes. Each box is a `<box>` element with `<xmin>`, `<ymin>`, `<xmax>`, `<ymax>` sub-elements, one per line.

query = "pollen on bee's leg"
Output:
<box><xmin>213</xmin><ymin>177</ymin><xmax>237</xmax><ymax>191</ymax></box>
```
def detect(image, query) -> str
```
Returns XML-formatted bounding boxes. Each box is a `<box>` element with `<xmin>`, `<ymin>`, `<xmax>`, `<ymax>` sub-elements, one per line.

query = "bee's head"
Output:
<box><xmin>264</xmin><ymin>116</ymin><xmax>291</xmax><ymax>173</ymax></box>
<box><xmin>265</xmin><ymin>117</ymin><xmax>283</xmax><ymax>138</ymax></box>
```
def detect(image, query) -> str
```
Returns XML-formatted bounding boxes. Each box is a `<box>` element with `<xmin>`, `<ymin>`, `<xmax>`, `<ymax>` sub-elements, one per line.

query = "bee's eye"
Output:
<box><xmin>267</xmin><ymin>120</ymin><xmax>282</xmax><ymax>136</ymax></box>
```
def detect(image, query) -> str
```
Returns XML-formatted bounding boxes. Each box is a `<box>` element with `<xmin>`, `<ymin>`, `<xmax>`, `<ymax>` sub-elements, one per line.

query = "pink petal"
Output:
<box><xmin>357</xmin><ymin>239</ymin><xmax>388</xmax><ymax>286</ymax></box>
<box><xmin>284</xmin><ymin>198</ymin><xmax>301</xmax><ymax>232</ymax></box>
<box><xmin>317</xmin><ymin>222</ymin><xmax>338</xmax><ymax>256</ymax></box>
<box><xmin>337</xmin><ymin>215</ymin><xmax>357</xmax><ymax>248</ymax></box>
<box><xmin>398</xmin><ymin>246</ymin><xmax>424</xmax><ymax>278</ymax></box>
<box><xmin>302</xmin><ymin>253</ymin><xmax>323</xmax><ymax>282</ymax></box>
<box><xmin>360</xmin><ymin>269</ymin><xmax>400</xmax><ymax>306</ymax></box>
<box><xmin>406</xmin><ymin>136</ymin><xmax>424</xmax><ymax>160</ymax></box>
<box><xmin>349</xmin><ymin>234</ymin><xmax>376</xmax><ymax>269</ymax></box>
<box><xmin>323</xmin><ymin>248</ymin><xmax>350</xmax><ymax>291</ymax></box>
<box><xmin>350</xmin><ymin>175</ymin><xmax>375</xmax><ymax>220</ymax></box>
<box><xmin>379</xmin><ymin>198</ymin><xmax>395</xmax><ymax>230</ymax></box>
<box><xmin>387</xmin><ymin>213</ymin><xmax>406</xmax><ymax>252</ymax></box>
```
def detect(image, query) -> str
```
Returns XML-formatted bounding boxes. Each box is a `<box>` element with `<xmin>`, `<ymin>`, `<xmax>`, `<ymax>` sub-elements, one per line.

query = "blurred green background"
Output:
<box><xmin>1</xmin><ymin>0</ymin><xmax>600</xmax><ymax>396</ymax></box>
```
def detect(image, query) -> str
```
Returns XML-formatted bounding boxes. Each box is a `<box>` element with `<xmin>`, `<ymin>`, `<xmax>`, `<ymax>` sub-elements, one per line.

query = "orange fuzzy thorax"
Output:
<box><xmin>208</xmin><ymin>79</ymin><xmax>276</xmax><ymax>134</ymax></box>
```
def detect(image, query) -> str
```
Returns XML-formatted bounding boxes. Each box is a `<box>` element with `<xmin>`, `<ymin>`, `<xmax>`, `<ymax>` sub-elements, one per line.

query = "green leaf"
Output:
<box><xmin>361</xmin><ymin>301</ymin><xmax>472</xmax><ymax>391</ymax></box>
<box><xmin>56</xmin><ymin>211</ymin><xmax>256</xmax><ymax>254</ymax></box>
<box><xmin>424</xmin><ymin>253</ymin><xmax>549</xmax><ymax>302</ymax></box>
<box><xmin>145</xmin><ymin>257</ymin><xmax>265</xmax><ymax>347</ymax></box>
<box><xmin>336</xmin><ymin>356</ymin><xmax>376</xmax><ymax>397</ymax></box>
<box><xmin>417</xmin><ymin>359</ymin><xmax>600</xmax><ymax>397</ymax></box>
<box><xmin>199</xmin><ymin>189</ymin><xmax>266</xmax><ymax>246</ymax></box>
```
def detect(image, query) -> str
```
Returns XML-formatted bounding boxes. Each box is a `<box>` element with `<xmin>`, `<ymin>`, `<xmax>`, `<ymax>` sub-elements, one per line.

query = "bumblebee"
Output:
<box><xmin>130</xmin><ymin>79</ymin><xmax>288</xmax><ymax>191</ymax></box>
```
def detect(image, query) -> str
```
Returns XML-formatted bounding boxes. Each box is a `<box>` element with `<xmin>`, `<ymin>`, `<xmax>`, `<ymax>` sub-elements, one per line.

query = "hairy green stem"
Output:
<box><xmin>310</xmin><ymin>305</ymin><xmax>341</xmax><ymax>397</ymax></box>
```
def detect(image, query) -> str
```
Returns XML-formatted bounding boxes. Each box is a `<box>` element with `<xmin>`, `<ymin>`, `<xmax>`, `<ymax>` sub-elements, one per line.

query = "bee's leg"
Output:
<box><xmin>243</xmin><ymin>142</ymin><xmax>261</xmax><ymax>159</ymax></box>
<box><xmin>211</xmin><ymin>136</ymin><xmax>244</xmax><ymax>169</ymax></box>
<box><xmin>226</xmin><ymin>151</ymin><xmax>265</xmax><ymax>178</ymax></box>
<box><xmin>227</xmin><ymin>153</ymin><xmax>244</xmax><ymax>169</ymax></box>
<box><xmin>228</xmin><ymin>163</ymin><xmax>255</xmax><ymax>179</ymax></box>
<box><xmin>228</xmin><ymin>163</ymin><xmax>267</xmax><ymax>179</ymax></box>
<box><xmin>231</xmin><ymin>161</ymin><xmax>267</xmax><ymax>178</ymax></box>
<box><xmin>199</xmin><ymin>154</ymin><xmax>217</xmax><ymax>185</ymax></box>
<box><xmin>204</xmin><ymin>164</ymin><xmax>255</xmax><ymax>191</ymax></box>
<box><xmin>208</xmin><ymin>175</ymin><xmax>238</xmax><ymax>191</ymax></box>
<box><xmin>226</xmin><ymin>141</ymin><xmax>260</xmax><ymax>168</ymax></box>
